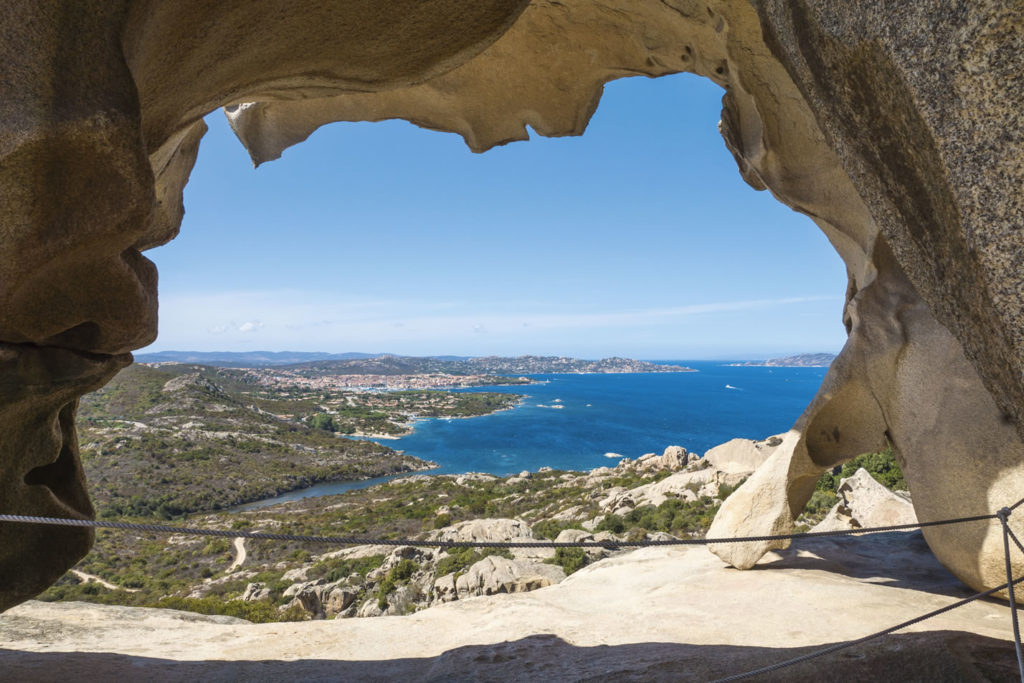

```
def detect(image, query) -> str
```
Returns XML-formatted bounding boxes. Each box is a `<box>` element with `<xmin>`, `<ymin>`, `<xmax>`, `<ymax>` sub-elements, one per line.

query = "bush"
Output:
<box><xmin>801</xmin><ymin>489</ymin><xmax>838</xmax><ymax>523</ymax></box>
<box><xmin>307</xmin><ymin>554</ymin><xmax>385</xmax><ymax>583</ymax></box>
<box><xmin>840</xmin><ymin>447</ymin><xmax>906</xmax><ymax>490</ymax></box>
<box><xmin>812</xmin><ymin>446</ymin><xmax>906</xmax><ymax>493</ymax></box>
<box><xmin>547</xmin><ymin>548</ymin><xmax>588</xmax><ymax>575</ymax></box>
<box><xmin>531</xmin><ymin>519</ymin><xmax>583</xmax><ymax>541</ymax></box>
<box><xmin>309</xmin><ymin>413</ymin><xmax>337</xmax><ymax>432</ymax></box>
<box><xmin>595</xmin><ymin>514</ymin><xmax>626</xmax><ymax>534</ymax></box>
<box><xmin>717</xmin><ymin>478</ymin><xmax>746</xmax><ymax>500</ymax></box>
<box><xmin>156</xmin><ymin>596</ymin><xmax>307</xmax><ymax>623</ymax></box>
<box><xmin>435</xmin><ymin>548</ymin><xmax>512</xmax><ymax>577</ymax></box>
<box><xmin>377</xmin><ymin>559</ymin><xmax>419</xmax><ymax>610</ymax></box>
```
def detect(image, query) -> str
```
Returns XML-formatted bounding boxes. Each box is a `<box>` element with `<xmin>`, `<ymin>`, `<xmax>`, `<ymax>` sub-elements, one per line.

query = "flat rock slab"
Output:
<box><xmin>1</xmin><ymin>532</ymin><xmax>1020</xmax><ymax>681</ymax></box>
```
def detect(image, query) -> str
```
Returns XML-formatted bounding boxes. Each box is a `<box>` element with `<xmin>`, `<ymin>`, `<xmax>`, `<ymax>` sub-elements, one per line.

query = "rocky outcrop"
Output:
<box><xmin>1</xmin><ymin>0</ymin><xmax>1022</xmax><ymax>610</ymax></box>
<box><xmin>2</xmin><ymin>533</ymin><xmax>1020</xmax><ymax>680</ymax></box>
<box><xmin>703</xmin><ymin>437</ymin><xmax>782</xmax><ymax>478</ymax></box>
<box><xmin>454</xmin><ymin>556</ymin><xmax>565</xmax><ymax>599</ymax></box>
<box><xmin>812</xmin><ymin>468</ymin><xmax>917</xmax><ymax>533</ymax></box>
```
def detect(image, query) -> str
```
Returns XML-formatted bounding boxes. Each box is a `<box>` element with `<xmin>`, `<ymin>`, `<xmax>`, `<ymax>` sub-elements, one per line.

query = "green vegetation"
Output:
<box><xmin>813</xmin><ymin>446</ymin><xmax>905</xmax><ymax>494</ymax></box>
<box><xmin>155</xmin><ymin>596</ymin><xmax>309</xmax><ymax>623</ymax></box>
<box><xmin>377</xmin><ymin>559</ymin><xmax>419</xmax><ymax>610</ymax></box>
<box><xmin>307</xmin><ymin>554</ymin><xmax>385</xmax><ymax>583</ymax></box>
<box><xmin>75</xmin><ymin>362</ymin><xmax>525</xmax><ymax>517</ymax></box>
<box><xmin>547</xmin><ymin>548</ymin><xmax>588</xmax><ymax>575</ymax></box>
<box><xmin>40</xmin><ymin>464</ymin><xmax>685</xmax><ymax>621</ymax></box>
<box><xmin>839</xmin><ymin>447</ymin><xmax>906</xmax><ymax>490</ymax></box>
<box><xmin>531</xmin><ymin>519</ymin><xmax>585</xmax><ymax>540</ymax></box>
<box><xmin>435</xmin><ymin>548</ymin><xmax>513</xmax><ymax>577</ymax></box>
<box><xmin>799</xmin><ymin>446</ymin><xmax>906</xmax><ymax>528</ymax></box>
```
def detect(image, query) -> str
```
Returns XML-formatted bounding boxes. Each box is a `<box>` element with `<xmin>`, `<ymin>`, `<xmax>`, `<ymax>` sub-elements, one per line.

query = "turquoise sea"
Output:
<box><xmin>236</xmin><ymin>361</ymin><xmax>827</xmax><ymax>510</ymax></box>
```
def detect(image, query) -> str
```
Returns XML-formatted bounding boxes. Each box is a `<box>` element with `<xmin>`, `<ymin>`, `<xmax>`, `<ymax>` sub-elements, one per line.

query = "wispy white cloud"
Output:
<box><xmin>149</xmin><ymin>289</ymin><xmax>842</xmax><ymax>354</ymax></box>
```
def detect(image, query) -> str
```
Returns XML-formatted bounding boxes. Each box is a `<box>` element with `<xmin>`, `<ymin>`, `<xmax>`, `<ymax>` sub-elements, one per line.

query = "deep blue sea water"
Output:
<box><xmin>234</xmin><ymin>361</ymin><xmax>827</xmax><ymax>510</ymax></box>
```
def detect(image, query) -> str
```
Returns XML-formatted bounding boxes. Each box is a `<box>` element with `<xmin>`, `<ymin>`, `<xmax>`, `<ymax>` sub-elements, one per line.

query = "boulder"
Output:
<box><xmin>431</xmin><ymin>518</ymin><xmax>533</xmax><ymax>544</ymax></box>
<box><xmin>455</xmin><ymin>556</ymin><xmax>565</xmax><ymax>599</ymax></box>
<box><xmin>702</xmin><ymin>437</ymin><xmax>783</xmax><ymax>480</ymax></box>
<box><xmin>325</xmin><ymin>587</ymin><xmax>357</xmax><ymax>616</ymax></box>
<box><xmin>812</xmin><ymin>469</ymin><xmax>917</xmax><ymax>533</ymax></box>
<box><xmin>356</xmin><ymin>599</ymin><xmax>383</xmax><ymax>619</ymax></box>
<box><xmin>433</xmin><ymin>573</ymin><xmax>458</xmax><ymax>604</ymax></box>
<box><xmin>241</xmin><ymin>583</ymin><xmax>271</xmax><ymax>602</ymax></box>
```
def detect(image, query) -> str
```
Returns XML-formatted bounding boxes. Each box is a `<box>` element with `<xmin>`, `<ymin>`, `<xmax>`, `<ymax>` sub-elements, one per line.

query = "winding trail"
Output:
<box><xmin>227</xmin><ymin>537</ymin><xmax>247</xmax><ymax>572</ymax></box>
<box><xmin>71</xmin><ymin>569</ymin><xmax>138</xmax><ymax>593</ymax></box>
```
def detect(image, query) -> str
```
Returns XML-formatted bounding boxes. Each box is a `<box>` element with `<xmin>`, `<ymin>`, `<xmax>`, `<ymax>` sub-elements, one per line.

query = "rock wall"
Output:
<box><xmin>0</xmin><ymin>0</ymin><xmax>1021</xmax><ymax>609</ymax></box>
<box><xmin>0</xmin><ymin>0</ymin><xmax>529</xmax><ymax>612</ymax></box>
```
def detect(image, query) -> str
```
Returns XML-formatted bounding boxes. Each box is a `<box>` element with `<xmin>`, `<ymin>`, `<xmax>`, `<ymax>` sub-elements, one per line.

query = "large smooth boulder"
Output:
<box><xmin>812</xmin><ymin>468</ymin><xmax>917</xmax><ymax>533</ymax></box>
<box><xmin>454</xmin><ymin>555</ymin><xmax>565</xmax><ymax>599</ymax></box>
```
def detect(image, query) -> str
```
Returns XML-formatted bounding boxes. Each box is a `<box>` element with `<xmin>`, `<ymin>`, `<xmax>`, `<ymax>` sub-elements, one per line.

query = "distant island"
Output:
<box><xmin>728</xmin><ymin>353</ymin><xmax>836</xmax><ymax>368</ymax></box>
<box><xmin>136</xmin><ymin>352</ymin><xmax>695</xmax><ymax>374</ymax></box>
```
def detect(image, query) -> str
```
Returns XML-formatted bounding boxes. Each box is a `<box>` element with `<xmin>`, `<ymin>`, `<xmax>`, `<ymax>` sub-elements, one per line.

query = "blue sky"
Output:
<box><xmin>144</xmin><ymin>73</ymin><xmax>847</xmax><ymax>360</ymax></box>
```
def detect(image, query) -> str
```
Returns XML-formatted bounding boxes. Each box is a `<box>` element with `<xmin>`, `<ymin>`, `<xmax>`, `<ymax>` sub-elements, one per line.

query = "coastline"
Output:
<box><xmin>347</xmin><ymin>395</ymin><xmax>527</xmax><ymax>441</ymax></box>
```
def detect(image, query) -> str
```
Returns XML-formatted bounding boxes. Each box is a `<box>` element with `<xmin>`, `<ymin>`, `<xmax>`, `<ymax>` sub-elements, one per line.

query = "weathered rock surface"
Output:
<box><xmin>0</xmin><ymin>0</ymin><xmax>528</xmax><ymax>610</ymax></box>
<box><xmin>1</xmin><ymin>0</ymin><xmax>1022</xmax><ymax>612</ymax></box>
<box><xmin>703</xmin><ymin>436</ymin><xmax>783</xmax><ymax>477</ymax></box>
<box><xmin>812</xmin><ymin>468</ymin><xmax>917</xmax><ymax>533</ymax></box>
<box><xmin>1</xmin><ymin>533</ymin><xmax>1020</xmax><ymax>681</ymax></box>
<box><xmin>454</xmin><ymin>556</ymin><xmax>565</xmax><ymax>599</ymax></box>
<box><xmin>0</xmin><ymin>345</ymin><xmax>129</xmax><ymax>612</ymax></box>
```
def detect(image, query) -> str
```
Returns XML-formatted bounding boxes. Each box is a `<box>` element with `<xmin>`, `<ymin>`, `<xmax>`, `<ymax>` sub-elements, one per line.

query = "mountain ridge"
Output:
<box><xmin>136</xmin><ymin>352</ymin><xmax>695</xmax><ymax>374</ymax></box>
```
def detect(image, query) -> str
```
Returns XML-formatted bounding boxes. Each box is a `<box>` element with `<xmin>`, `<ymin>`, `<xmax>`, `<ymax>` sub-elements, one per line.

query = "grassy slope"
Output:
<box><xmin>77</xmin><ymin>364</ymin><xmax>427</xmax><ymax>517</ymax></box>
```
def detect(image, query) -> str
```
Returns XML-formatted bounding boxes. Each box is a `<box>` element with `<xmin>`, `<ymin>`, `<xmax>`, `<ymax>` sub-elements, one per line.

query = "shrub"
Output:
<box><xmin>595</xmin><ymin>514</ymin><xmax>626</xmax><ymax>534</ymax></box>
<box><xmin>802</xmin><ymin>489</ymin><xmax>838</xmax><ymax>523</ymax></box>
<box><xmin>156</xmin><ymin>596</ymin><xmax>307</xmax><ymax>623</ymax></box>
<box><xmin>840</xmin><ymin>447</ymin><xmax>906</xmax><ymax>490</ymax></box>
<box><xmin>531</xmin><ymin>519</ymin><xmax>583</xmax><ymax>541</ymax></box>
<box><xmin>377</xmin><ymin>559</ymin><xmax>419</xmax><ymax>610</ymax></box>
<box><xmin>547</xmin><ymin>548</ymin><xmax>588</xmax><ymax>575</ymax></box>
<box><xmin>435</xmin><ymin>548</ymin><xmax>512</xmax><ymax>577</ymax></box>
<box><xmin>308</xmin><ymin>554</ymin><xmax>385</xmax><ymax>583</ymax></box>
<box><xmin>717</xmin><ymin>478</ymin><xmax>746</xmax><ymax>500</ymax></box>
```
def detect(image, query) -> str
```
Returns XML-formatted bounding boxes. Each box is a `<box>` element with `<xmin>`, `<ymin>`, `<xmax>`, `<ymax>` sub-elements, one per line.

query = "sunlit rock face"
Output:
<box><xmin>0</xmin><ymin>0</ymin><xmax>1020</xmax><ymax>609</ymax></box>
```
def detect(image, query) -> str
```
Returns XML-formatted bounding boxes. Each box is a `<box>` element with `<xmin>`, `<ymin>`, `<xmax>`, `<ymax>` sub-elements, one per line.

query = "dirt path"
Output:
<box><xmin>227</xmin><ymin>537</ymin><xmax>247</xmax><ymax>572</ymax></box>
<box><xmin>71</xmin><ymin>569</ymin><xmax>139</xmax><ymax>593</ymax></box>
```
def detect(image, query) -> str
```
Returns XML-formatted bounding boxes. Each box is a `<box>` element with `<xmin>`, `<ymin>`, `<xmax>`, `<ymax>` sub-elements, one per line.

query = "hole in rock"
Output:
<box><xmin>60</xmin><ymin>73</ymin><xmax>850</xmax><ymax>616</ymax></box>
<box><xmin>140</xmin><ymin>72</ymin><xmax>847</xmax><ymax>480</ymax></box>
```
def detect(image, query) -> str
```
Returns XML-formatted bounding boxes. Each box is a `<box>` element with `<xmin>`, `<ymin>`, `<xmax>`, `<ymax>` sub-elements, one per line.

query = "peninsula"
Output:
<box><xmin>729</xmin><ymin>353</ymin><xmax>836</xmax><ymax>368</ymax></box>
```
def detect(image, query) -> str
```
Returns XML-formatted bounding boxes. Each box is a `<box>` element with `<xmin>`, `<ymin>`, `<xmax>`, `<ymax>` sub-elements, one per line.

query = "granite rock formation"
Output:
<box><xmin>0</xmin><ymin>0</ymin><xmax>1021</xmax><ymax>610</ymax></box>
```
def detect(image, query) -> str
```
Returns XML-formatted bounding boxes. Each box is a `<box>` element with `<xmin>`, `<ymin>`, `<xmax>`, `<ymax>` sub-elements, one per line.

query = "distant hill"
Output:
<box><xmin>283</xmin><ymin>355</ymin><xmax>695</xmax><ymax>376</ymax></box>
<box><xmin>729</xmin><ymin>353</ymin><xmax>836</xmax><ymax>368</ymax></box>
<box><xmin>134</xmin><ymin>351</ymin><xmax>386</xmax><ymax>367</ymax></box>
<box><xmin>77</xmin><ymin>363</ymin><xmax>428</xmax><ymax>517</ymax></box>
<box><xmin>134</xmin><ymin>352</ymin><xmax>694</xmax><ymax>374</ymax></box>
